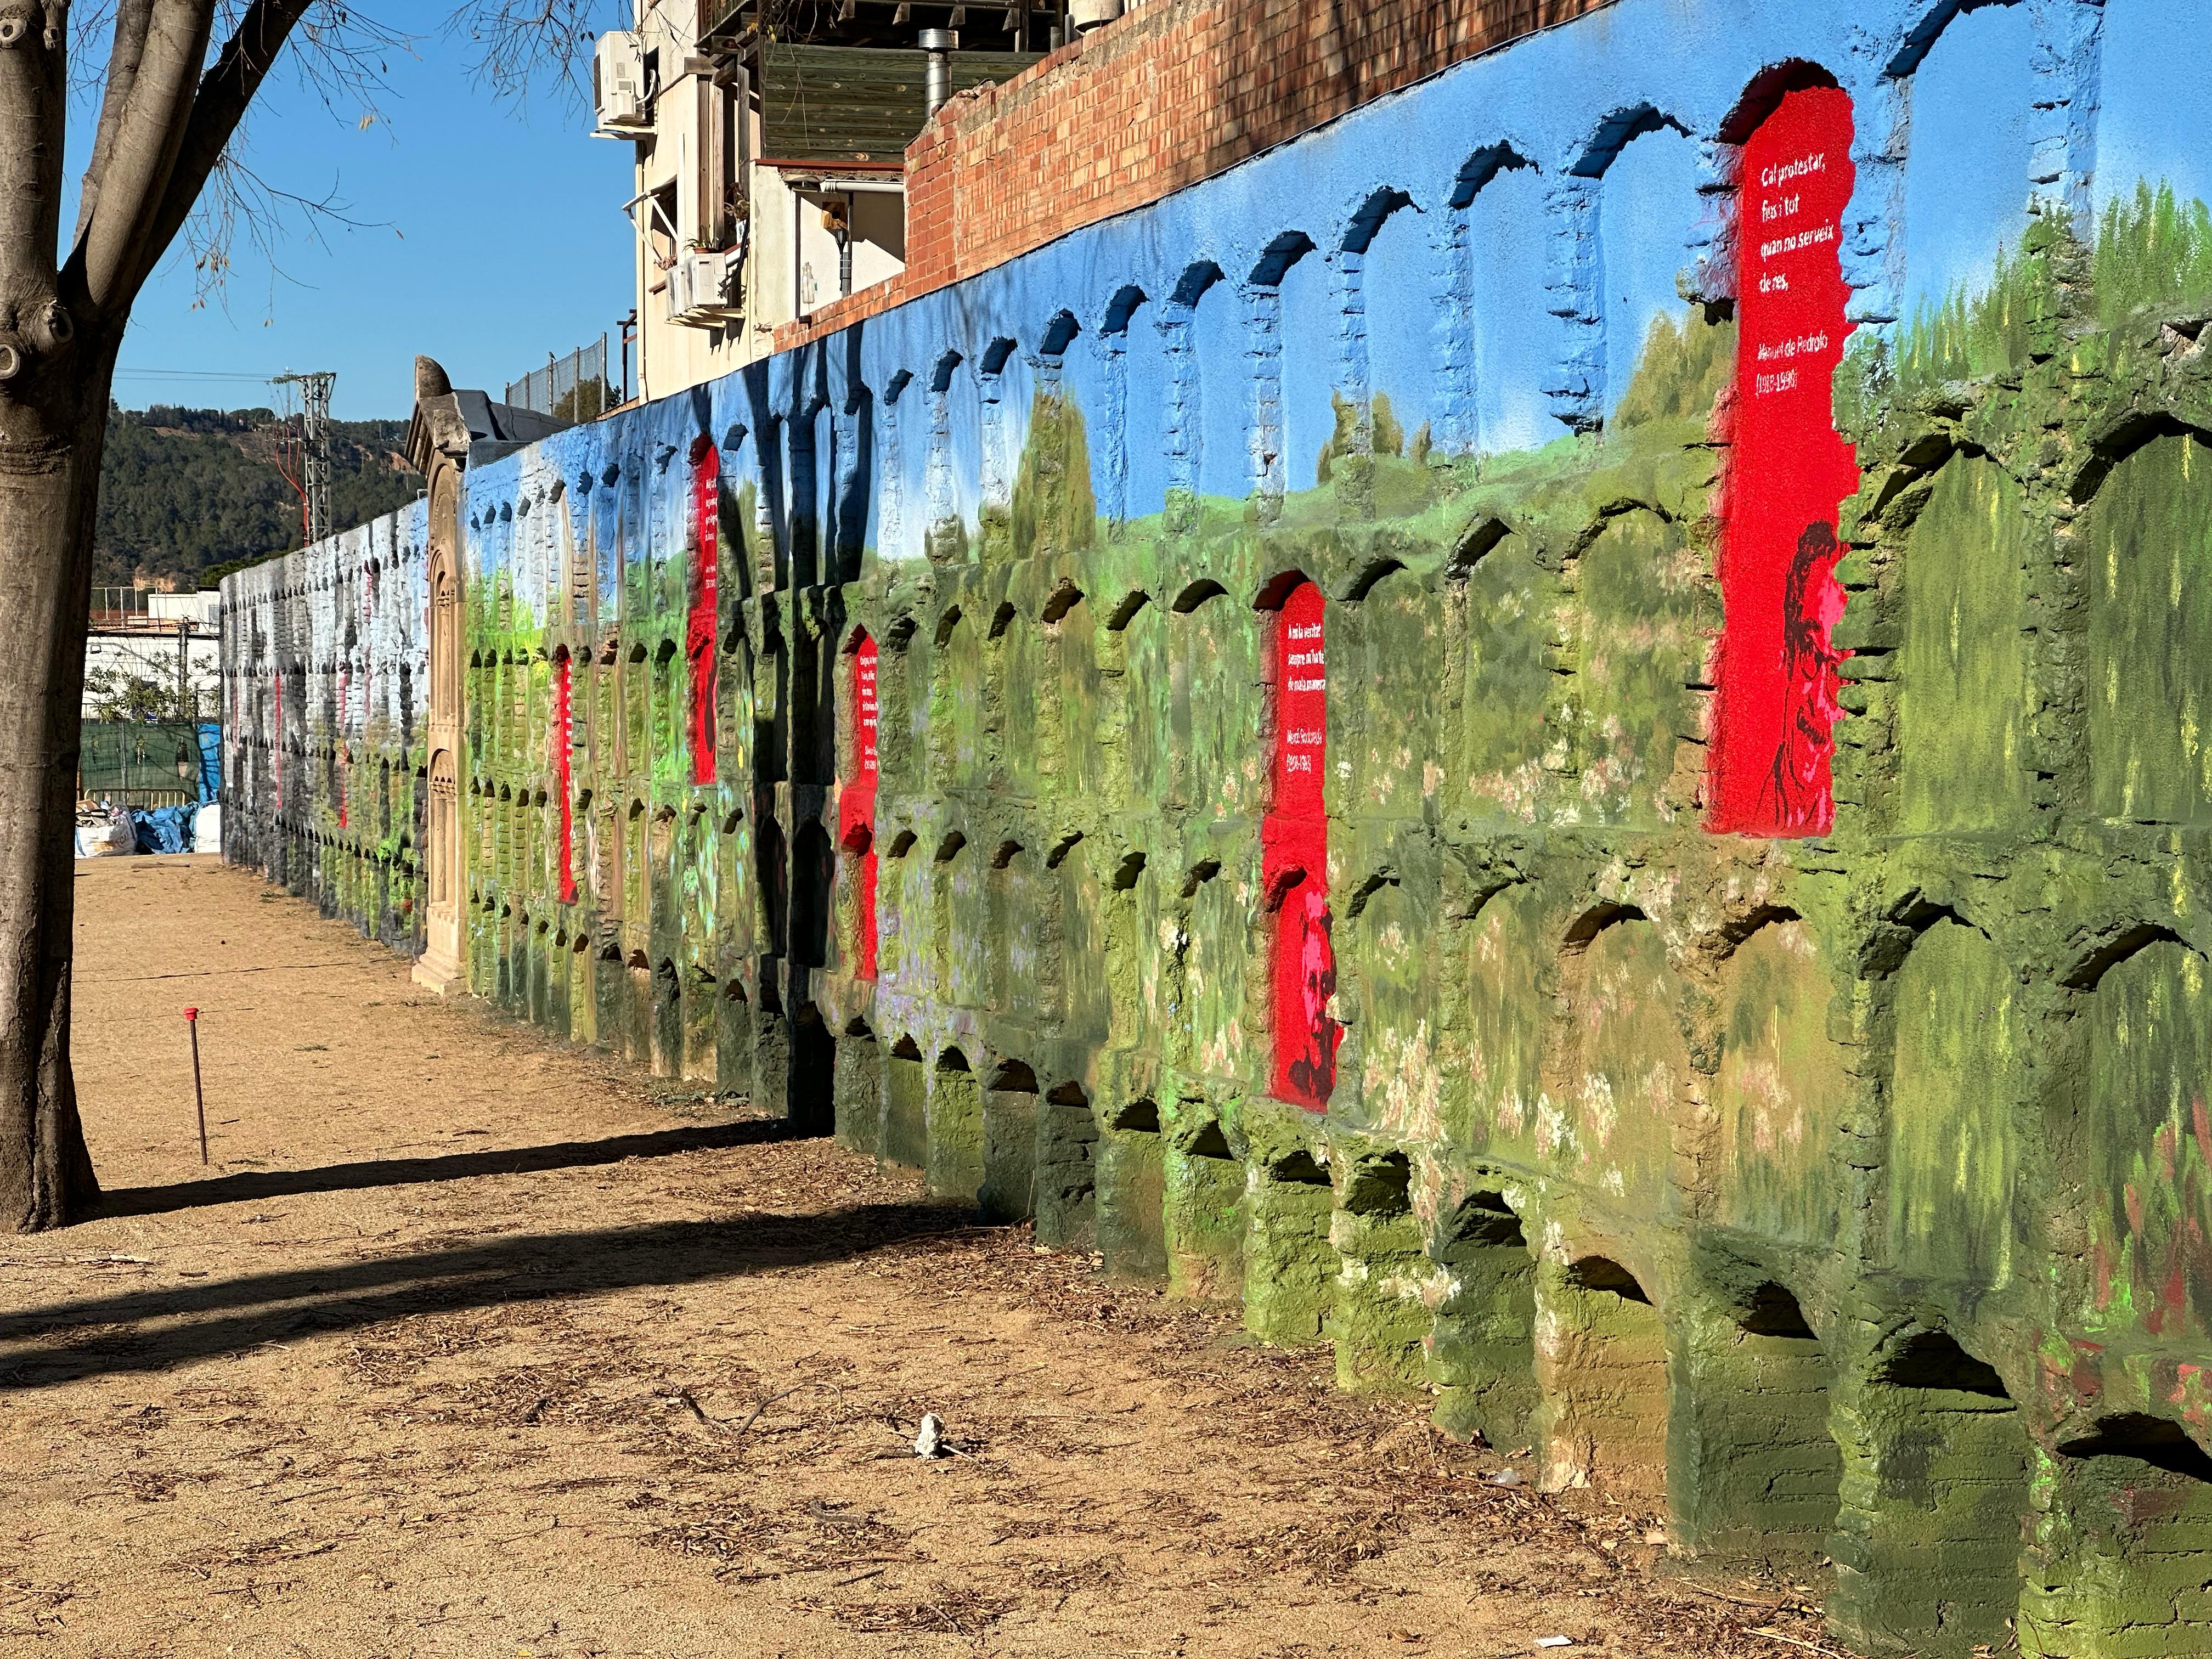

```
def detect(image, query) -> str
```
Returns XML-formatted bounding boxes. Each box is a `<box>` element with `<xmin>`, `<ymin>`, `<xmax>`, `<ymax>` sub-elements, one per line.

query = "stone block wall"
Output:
<box><xmin>218</xmin><ymin>503</ymin><xmax>430</xmax><ymax>947</ymax></box>
<box><xmin>223</xmin><ymin>1</ymin><xmax>2212</xmax><ymax>1651</ymax></box>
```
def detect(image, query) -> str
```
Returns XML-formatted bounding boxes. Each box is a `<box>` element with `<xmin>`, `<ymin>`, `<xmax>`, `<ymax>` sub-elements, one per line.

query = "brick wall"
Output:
<box><xmin>771</xmin><ymin>0</ymin><xmax>1613</xmax><ymax>351</ymax></box>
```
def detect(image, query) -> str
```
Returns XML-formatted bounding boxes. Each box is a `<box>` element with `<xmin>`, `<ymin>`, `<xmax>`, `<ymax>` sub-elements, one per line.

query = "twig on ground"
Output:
<box><xmin>1668</xmin><ymin>1579</ymin><xmax>1787</xmax><ymax>1612</ymax></box>
<box><xmin>1748</xmin><ymin>1628</ymin><xmax>1853</xmax><ymax>1659</ymax></box>
<box><xmin>733</xmin><ymin>1380</ymin><xmax>847</xmax><ymax>1437</ymax></box>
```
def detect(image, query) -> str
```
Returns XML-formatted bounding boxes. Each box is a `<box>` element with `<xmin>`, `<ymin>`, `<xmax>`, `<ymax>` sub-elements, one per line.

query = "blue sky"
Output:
<box><xmin>92</xmin><ymin>18</ymin><xmax>634</xmax><ymax>420</ymax></box>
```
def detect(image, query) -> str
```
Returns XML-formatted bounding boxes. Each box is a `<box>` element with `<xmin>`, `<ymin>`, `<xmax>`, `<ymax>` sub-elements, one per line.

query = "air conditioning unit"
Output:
<box><xmin>662</xmin><ymin>257</ymin><xmax>695</xmax><ymax>324</ymax></box>
<box><xmin>672</xmin><ymin>245</ymin><xmax>746</xmax><ymax>328</ymax></box>
<box><xmin>592</xmin><ymin>32</ymin><xmax>651</xmax><ymax>136</ymax></box>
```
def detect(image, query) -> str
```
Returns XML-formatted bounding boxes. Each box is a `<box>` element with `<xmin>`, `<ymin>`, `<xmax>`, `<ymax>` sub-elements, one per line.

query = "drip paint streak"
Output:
<box><xmin>336</xmin><ymin>666</ymin><xmax>349</xmax><ymax>830</ymax></box>
<box><xmin>840</xmin><ymin>635</ymin><xmax>881</xmax><ymax>980</ymax></box>
<box><xmin>554</xmin><ymin>656</ymin><xmax>576</xmax><ymax>904</ymax></box>
<box><xmin>689</xmin><ymin>444</ymin><xmax>721</xmax><ymax>786</ymax></box>
<box><xmin>1265</xmin><ymin>579</ymin><xmax>1338</xmax><ymax>1109</ymax></box>
<box><xmin>1707</xmin><ymin>85</ymin><xmax>1860</xmax><ymax>838</ymax></box>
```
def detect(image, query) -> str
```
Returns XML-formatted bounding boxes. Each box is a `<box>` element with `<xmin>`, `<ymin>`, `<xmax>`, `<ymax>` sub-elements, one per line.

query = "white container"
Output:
<box><xmin>1070</xmin><ymin>0</ymin><xmax>1122</xmax><ymax>31</ymax></box>
<box><xmin>193</xmin><ymin>803</ymin><xmax>222</xmax><ymax>854</ymax></box>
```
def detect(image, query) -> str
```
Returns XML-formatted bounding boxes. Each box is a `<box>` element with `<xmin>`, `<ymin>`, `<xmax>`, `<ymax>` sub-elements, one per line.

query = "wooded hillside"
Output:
<box><xmin>95</xmin><ymin>405</ymin><xmax>422</xmax><ymax>589</ymax></box>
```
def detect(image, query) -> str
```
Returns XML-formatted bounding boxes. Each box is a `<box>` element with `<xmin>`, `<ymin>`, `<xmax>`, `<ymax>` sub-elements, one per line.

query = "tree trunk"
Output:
<box><xmin>0</xmin><ymin>338</ymin><xmax>119</xmax><ymax>1231</ymax></box>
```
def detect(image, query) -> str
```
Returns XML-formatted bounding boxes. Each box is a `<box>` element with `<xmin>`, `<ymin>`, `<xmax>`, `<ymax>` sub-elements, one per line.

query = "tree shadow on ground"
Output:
<box><xmin>0</xmin><ymin>1198</ymin><xmax>989</xmax><ymax>1393</ymax></box>
<box><xmin>94</xmin><ymin>1118</ymin><xmax>808</xmax><ymax>1217</ymax></box>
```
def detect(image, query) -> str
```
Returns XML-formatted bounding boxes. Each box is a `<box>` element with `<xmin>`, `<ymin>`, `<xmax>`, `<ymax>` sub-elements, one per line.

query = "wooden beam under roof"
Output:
<box><xmin>700</xmin><ymin>0</ymin><xmax>1059</xmax><ymax>57</ymax></box>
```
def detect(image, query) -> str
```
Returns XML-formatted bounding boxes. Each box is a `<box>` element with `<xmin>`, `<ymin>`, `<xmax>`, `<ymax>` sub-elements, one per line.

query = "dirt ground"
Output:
<box><xmin>0</xmin><ymin>855</ymin><xmax>1847</xmax><ymax>1659</ymax></box>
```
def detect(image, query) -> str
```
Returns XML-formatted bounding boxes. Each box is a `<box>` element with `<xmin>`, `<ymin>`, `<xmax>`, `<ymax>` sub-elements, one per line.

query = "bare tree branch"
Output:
<box><xmin>75</xmin><ymin>0</ymin><xmax>159</xmax><ymax>244</ymax></box>
<box><xmin>448</xmin><ymin>0</ymin><xmax>606</xmax><ymax>111</ymax></box>
<box><xmin>180</xmin><ymin>150</ymin><xmax>387</xmax><ymax>310</ymax></box>
<box><xmin>114</xmin><ymin>0</ymin><xmax>313</xmax><ymax>309</ymax></box>
<box><xmin>77</xmin><ymin>0</ymin><xmax>217</xmax><ymax>311</ymax></box>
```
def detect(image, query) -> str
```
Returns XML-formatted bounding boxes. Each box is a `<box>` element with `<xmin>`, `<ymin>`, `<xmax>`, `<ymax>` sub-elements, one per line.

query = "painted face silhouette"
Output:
<box><xmin>1763</xmin><ymin>520</ymin><xmax>1848</xmax><ymax>832</ymax></box>
<box><xmin>1288</xmin><ymin>885</ymin><xmax>1338</xmax><ymax>1104</ymax></box>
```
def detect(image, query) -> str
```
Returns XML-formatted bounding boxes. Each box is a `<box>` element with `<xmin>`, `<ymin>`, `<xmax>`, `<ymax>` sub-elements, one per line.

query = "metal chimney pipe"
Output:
<box><xmin>920</xmin><ymin>28</ymin><xmax>954</xmax><ymax>116</ymax></box>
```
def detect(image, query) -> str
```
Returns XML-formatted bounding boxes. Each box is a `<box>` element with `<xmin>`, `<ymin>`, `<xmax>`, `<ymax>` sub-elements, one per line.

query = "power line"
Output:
<box><xmin>112</xmin><ymin>368</ymin><xmax>283</xmax><ymax>381</ymax></box>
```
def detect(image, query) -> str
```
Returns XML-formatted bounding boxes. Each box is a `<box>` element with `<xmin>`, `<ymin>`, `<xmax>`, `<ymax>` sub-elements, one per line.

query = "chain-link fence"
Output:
<box><xmin>504</xmin><ymin>336</ymin><xmax>616</xmax><ymax>423</ymax></box>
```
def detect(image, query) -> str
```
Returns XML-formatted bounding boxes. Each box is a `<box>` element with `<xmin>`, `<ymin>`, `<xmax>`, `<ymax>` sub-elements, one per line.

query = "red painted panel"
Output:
<box><xmin>554</xmin><ymin>656</ymin><xmax>576</xmax><ymax>904</ymax></box>
<box><xmin>840</xmin><ymin>634</ymin><xmax>881</xmax><ymax>980</ymax></box>
<box><xmin>688</xmin><ymin>443</ymin><xmax>721</xmax><ymax>786</ymax></box>
<box><xmin>1265</xmin><ymin>579</ymin><xmax>1338</xmax><ymax>1109</ymax></box>
<box><xmin>1707</xmin><ymin>84</ymin><xmax>1860</xmax><ymax>838</ymax></box>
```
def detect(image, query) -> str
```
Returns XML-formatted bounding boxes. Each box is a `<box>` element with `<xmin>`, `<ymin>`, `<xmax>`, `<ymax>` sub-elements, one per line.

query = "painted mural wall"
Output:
<box><xmin>220</xmin><ymin>500</ymin><xmax>430</xmax><ymax>952</ymax></box>
<box><xmin>223</xmin><ymin>1</ymin><xmax>2212</xmax><ymax>1651</ymax></box>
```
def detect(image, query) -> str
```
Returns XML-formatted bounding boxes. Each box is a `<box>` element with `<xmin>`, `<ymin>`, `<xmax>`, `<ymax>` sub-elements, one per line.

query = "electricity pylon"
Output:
<box><xmin>271</xmin><ymin>370</ymin><xmax>337</xmax><ymax>547</ymax></box>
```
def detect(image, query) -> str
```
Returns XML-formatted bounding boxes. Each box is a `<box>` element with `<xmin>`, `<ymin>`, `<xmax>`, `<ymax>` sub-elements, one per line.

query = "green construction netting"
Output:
<box><xmin>79</xmin><ymin>721</ymin><xmax>219</xmax><ymax>802</ymax></box>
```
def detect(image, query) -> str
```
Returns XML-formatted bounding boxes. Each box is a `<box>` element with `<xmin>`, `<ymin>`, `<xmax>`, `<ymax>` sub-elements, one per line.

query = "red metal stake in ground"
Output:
<box><xmin>183</xmin><ymin>1007</ymin><xmax>207</xmax><ymax>1166</ymax></box>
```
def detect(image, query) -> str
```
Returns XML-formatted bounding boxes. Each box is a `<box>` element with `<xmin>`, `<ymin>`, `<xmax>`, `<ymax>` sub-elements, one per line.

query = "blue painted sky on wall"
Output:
<box><xmin>420</xmin><ymin>0</ymin><xmax>2212</xmax><ymax>588</ymax></box>
<box><xmin>2098</xmin><ymin>0</ymin><xmax>2212</xmax><ymax>217</ymax></box>
<box><xmin>1600</xmin><ymin>123</ymin><xmax>1702</xmax><ymax>413</ymax></box>
<box><xmin>1899</xmin><ymin>1</ymin><xmax>2037</xmax><ymax>321</ymax></box>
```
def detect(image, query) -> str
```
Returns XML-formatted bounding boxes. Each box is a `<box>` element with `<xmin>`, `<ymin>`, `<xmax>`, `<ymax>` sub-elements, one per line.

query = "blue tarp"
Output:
<box><xmin>196</xmin><ymin>722</ymin><xmax>220</xmax><ymax>803</ymax></box>
<box><xmin>127</xmin><ymin>804</ymin><xmax>195</xmax><ymax>854</ymax></box>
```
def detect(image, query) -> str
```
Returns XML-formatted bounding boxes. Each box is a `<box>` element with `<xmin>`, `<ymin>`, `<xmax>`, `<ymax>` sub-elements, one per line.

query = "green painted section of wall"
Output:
<box><xmin>221</xmin><ymin>165</ymin><xmax>2212</xmax><ymax>1656</ymax></box>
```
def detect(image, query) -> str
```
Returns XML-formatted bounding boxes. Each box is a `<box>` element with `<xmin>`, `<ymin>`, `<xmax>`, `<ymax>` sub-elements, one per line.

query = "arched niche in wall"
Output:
<box><xmin>1101</xmin><ymin>284</ymin><xmax>1164</xmax><ymax>531</ymax></box>
<box><xmin>791</xmin><ymin>819</ymin><xmax>835</xmax><ymax>969</ymax></box>
<box><xmin>1099</xmin><ymin>589</ymin><xmax>1160</xmax><ymax>807</ymax></box>
<box><xmin>1167</xmin><ymin>578</ymin><xmax>1252</xmax><ymax>821</ymax></box>
<box><xmin>1550</xmin><ymin>902</ymin><xmax>1689</xmax><ymax>1211</ymax></box>
<box><xmin>1893</xmin><ymin>0</ymin><xmax>2038</xmax><ymax>380</ymax></box>
<box><xmin>982</xmin><ymin>599</ymin><xmax>1033</xmax><ymax>791</ymax></box>
<box><xmin>1884</xmin><ymin>911</ymin><xmax>2020</xmax><ymax>1286</ymax></box>
<box><xmin>2078</xmin><ymin>422</ymin><xmax>2212</xmax><ymax>823</ymax></box>
<box><xmin>1053</xmin><ymin>833</ymin><xmax>1105</xmax><ymax>1041</ymax></box>
<box><xmin>753</xmin><ymin>613</ymin><xmax>789</xmax><ymax>786</ymax></box>
<box><xmin>1711</xmin><ymin>908</ymin><xmax>1851</xmax><ymax>1244</ymax></box>
<box><xmin>1038</xmin><ymin>581</ymin><xmax>1094</xmax><ymax>791</ymax></box>
<box><xmin>757</xmin><ymin>814</ymin><xmax>789</xmax><ymax>959</ymax></box>
<box><xmin>1445</xmin><ymin>517</ymin><xmax>1552</xmax><ymax>820</ymax></box>
<box><xmin>1895</xmin><ymin>450</ymin><xmax>2035</xmax><ymax>833</ymax></box>
<box><xmin>1348</xmin><ymin>187</ymin><xmax>1442</xmax><ymax>470</ymax></box>
<box><xmin>1335</xmin><ymin>560</ymin><xmax>1435</xmax><ymax>821</ymax></box>
<box><xmin>878</xmin><ymin>370</ymin><xmax>915</xmax><ymax>562</ymax></box>
<box><xmin>927</xmin><ymin>605</ymin><xmax>980</xmax><ymax>791</ymax></box>
<box><xmin>870</xmin><ymin>824</ymin><xmax>916</xmax><ymax>984</ymax></box>
<box><xmin>2061</xmin><ymin>928</ymin><xmax>2212</xmax><ymax>1342</ymax></box>
<box><xmin>934</xmin><ymin>830</ymin><xmax>986</xmax><ymax>1009</ymax></box>
<box><xmin>1568</xmin><ymin>504</ymin><xmax>1707</xmax><ymax>825</ymax></box>
<box><xmin>977</xmin><ymin>335</ymin><xmax>1022</xmax><ymax>562</ymax></box>
<box><xmin>1344</xmin><ymin>874</ymin><xmax>1433</xmax><ymax>1135</ymax></box>
<box><xmin>1245</xmin><ymin>231</ymin><xmax>1321</xmax><ymax>516</ymax></box>
<box><xmin>832</xmin><ymin>379</ymin><xmax>874</xmax><ymax>587</ymax></box>
<box><xmin>1458</xmin><ymin>881</ymin><xmax>1549</xmax><ymax>1158</ymax></box>
<box><xmin>1570</xmin><ymin>105</ymin><xmax>1701</xmax><ymax>422</ymax></box>
<box><xmin>923</xmin><ymin>350</ymin><xmax>969</xmax><ymax>563</ymax></box>
<box><xmin>1443</xmin><ymin>144</ymin><xmax>1539</xmax><ymax>458</ymax></box>
<box><xmin>1013</xmin><ymin>310</ymin><xmax>1096</xmax><ymax>563</ymax></box>
<box><xmin>986</xmin><ymin>838</ymin><xmax>1041</xmax><ymax>1015</ymax></box>
<box><xmin>873</xmin><ymin>612</ymin><xmax>917</xmax><ymax>782</ymax></box>
<box><xmin>1163</xmin><ymin>259</ymin><xmax>1246</xmax><ymax>510</ymax></box>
